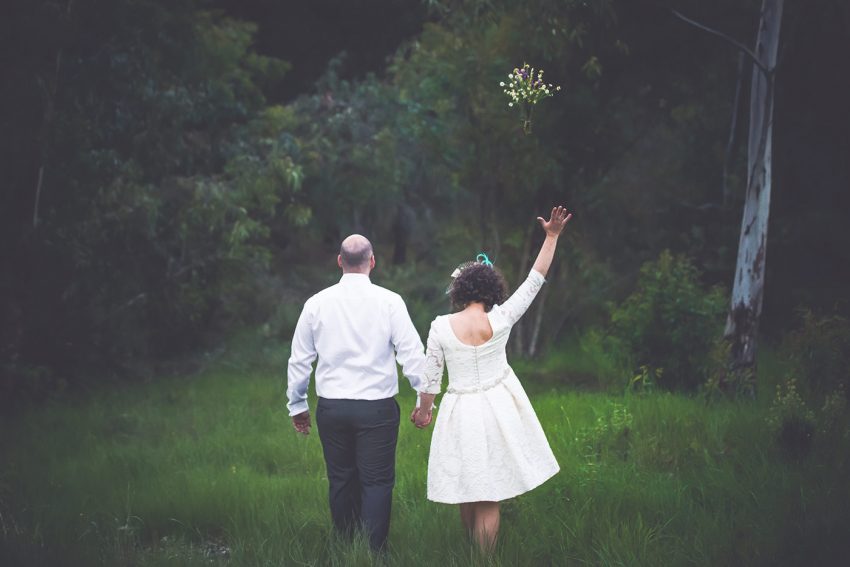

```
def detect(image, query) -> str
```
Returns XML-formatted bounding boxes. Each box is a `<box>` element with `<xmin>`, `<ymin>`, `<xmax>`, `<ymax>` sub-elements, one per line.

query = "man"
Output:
<box><xmin>286</xmin><ymin>234</ymin><xmax>432</xmax><ymax>552</ymax></box>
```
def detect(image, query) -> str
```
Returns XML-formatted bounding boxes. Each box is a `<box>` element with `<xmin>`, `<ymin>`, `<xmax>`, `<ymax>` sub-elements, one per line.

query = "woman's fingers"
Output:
<box><xmin>555</xmin><ymin>206</ymin><xmax>570</xmax><ymax>222</ymax></box>
<box><xmin>539</xmin><ymin>206</ymin><xmax>573</xmax><ymax>231</ymax></box>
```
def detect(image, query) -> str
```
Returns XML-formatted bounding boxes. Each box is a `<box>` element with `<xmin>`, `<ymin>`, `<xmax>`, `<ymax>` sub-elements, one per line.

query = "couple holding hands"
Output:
<box><xmin>286</xmin><ymin>206</ymin><xmax>572</xmax><ymax>553</ymax></box>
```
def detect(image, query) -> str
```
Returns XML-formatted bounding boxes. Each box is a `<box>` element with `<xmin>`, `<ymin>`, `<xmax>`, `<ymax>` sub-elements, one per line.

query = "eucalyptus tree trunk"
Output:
<box><xmin>724</xmin><ymin>0</ymin><xmax>784</xmax><ymax>380</ymax></box>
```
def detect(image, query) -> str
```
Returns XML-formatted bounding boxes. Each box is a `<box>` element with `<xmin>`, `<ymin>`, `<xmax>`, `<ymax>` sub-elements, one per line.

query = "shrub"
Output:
<box><xmin>702</xmin><ymin>337</ymin><xmax>756</xmax><ymax>400</ymax></box>
<box><xmin>767</xmin><ymin>377</ymin><xmax>815</xmax><ymax>460</ymax></box>
<box><xmin>818</xmin><ymin>384</ymin><xmax>849</xmax><ymax>440</ymax></box>
<box><xmin>782</xmin><ymin>310</ymin><xmax>850</xmax><ymax>397</ymax></box>
<box><xmin>610</xmin><ymin>251</ymin><xmax>726</xmax><ymax>392</ymax></box>
<box><xmin>628</xmin><ymin>365</ymin><xmax>660</xmax><ymax>395</ymax></box>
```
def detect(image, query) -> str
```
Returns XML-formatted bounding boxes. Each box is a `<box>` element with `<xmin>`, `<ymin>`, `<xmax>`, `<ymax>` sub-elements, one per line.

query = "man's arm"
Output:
<box><xmin>287</xmin><ymin>301</ymin><xmax>317</xmax><ymax>433</ymax></box>
<box><xmin>389</xmin><ymin>295</ymin><xmax>428</xmax><ymax>392</ymax></box>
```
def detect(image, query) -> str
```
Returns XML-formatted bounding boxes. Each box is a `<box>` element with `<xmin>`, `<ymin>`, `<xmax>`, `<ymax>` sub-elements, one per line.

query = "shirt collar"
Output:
<box><xmin>340</xmin><ymin>273</ymin><xmax>371</xmax><ymax>285</ymax></box>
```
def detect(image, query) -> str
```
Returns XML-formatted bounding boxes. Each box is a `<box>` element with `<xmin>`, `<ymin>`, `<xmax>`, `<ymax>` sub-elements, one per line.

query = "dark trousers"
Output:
<box><xmin>315</xmin><ymin>396</ymin><xmax>400</xmax><ymax>551</ymax></box>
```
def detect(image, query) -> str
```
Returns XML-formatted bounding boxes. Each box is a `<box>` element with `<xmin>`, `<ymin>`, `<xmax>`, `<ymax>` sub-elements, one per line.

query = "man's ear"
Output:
<box><xmin>338</xmin><ymin>255</ymin><xmax>344</xmax><ymax>269</ymax></box>
<box><xmin>369</xmin><ymin>255</ymin><xmax>376</xmax><ymax>269</ymax></box>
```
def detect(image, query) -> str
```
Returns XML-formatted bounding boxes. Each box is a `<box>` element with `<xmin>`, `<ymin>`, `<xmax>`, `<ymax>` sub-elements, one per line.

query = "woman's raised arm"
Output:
<box><xmin>531</xmin><ymin>205</ymin><xmax>572</xmax><ymax>278</ymax></box>
<box><xmin>496</xmin><ymin>206</ymin><xmax>573</xmax><ymax>327</ymax></box>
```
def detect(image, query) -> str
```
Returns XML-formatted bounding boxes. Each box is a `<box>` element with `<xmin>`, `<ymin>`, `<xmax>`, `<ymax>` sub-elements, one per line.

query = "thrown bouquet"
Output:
<box><xmin>501</xmin><ymin>63</ymin><xmax>561</xmax><ymax>134</ymax></box>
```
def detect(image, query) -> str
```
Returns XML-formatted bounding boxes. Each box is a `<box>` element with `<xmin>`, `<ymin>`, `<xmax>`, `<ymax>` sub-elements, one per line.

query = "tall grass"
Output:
<box><xmin>1</xmin><ymin>336</ymin><xmax>848</xmax><ymax>566</ymax></box>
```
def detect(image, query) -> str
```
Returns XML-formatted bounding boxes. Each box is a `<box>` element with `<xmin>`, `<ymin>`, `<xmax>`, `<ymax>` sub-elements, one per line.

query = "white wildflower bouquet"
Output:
<box><xmin>501</xmin><ymin>63</ymin><xmax>561</xmax><ymax>134</ymax></box>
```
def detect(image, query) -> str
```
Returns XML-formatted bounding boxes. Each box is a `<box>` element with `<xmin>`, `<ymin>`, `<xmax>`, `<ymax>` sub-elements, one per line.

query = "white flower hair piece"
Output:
<box><xmin>446</xmin><ymin>253</ymin><xmax>495</xmax><ymax>294</ymax></box>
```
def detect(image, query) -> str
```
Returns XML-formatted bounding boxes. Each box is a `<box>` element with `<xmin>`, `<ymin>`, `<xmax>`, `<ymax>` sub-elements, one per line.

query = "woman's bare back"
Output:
<box><xmin>448</xmin><ymin>306</ymin><xmax>494</xmax><ymax>346</ymax></box>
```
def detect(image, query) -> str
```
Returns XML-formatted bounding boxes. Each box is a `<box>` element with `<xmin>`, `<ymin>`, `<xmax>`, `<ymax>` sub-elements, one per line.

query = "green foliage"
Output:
<box><xmin>2</xmin><ymin>1</ymin><xmax>304</xmax><ymax>393</ymax></box>
<box><xmin>610</xmin><ymin>251</ymin><xmax>727</xmax><ymax>392</ymax></box>
<box><xmin>629</xmin><ymin>365</ymin><xmax>660</xmax><ymax>395</ymax></box>
<box><xmin>575</xmin><ymin>402</ymin><xmax>634</xmax><ymax>462</ymax></box>
<box><xmin>763</xmin><ymin>372</ymin><xmax>848</xmax><ymax>462</ymax></box>
<box><xmin>767</xmin><ymin>377</ymin><xmax>816</xmax><ymax>460</ymax></box>
<box><xmin>818</xmin><ymin>384</ymin><xmax>849</xmax><ymax>439</ymax></box>
<box><xmin>4</xmin><ymin>0</ymin><xmax>844</xmax><ymax>409</ymax></box>
<box><xmin>782</xmin><ymin>310</ymin><xmax>850</xmax><ymax>397</ymax></box>
<box><xmin>702</xmin><ymin>337</ymin><xmax>756</xmax><ymax>400</ymax></box>
<box><xmin>575</xmin><ymin>329</ymin><xmax>632</xmax><ymax>390</ymax></box>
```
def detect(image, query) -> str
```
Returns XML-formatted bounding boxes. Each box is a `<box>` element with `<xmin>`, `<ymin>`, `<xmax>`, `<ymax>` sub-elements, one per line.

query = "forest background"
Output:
<box><xmin>2</xmin><ymin>0</ymin><xmax>850</xmax><ymax>565</ymax></box>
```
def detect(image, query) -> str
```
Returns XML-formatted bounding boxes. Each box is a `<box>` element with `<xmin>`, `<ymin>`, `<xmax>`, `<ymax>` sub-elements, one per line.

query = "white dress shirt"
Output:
<box><xmin>286</xmin><ymin>273</ymin><xmax>428</xmax><ymax>416</ymax></box>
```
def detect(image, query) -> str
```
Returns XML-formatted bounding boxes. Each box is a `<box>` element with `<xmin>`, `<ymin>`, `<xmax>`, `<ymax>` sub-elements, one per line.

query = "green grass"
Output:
<box><xmin>1</xmin><ymin>338</ymin><xmax>849</xmax><ymax>566</ymax></box>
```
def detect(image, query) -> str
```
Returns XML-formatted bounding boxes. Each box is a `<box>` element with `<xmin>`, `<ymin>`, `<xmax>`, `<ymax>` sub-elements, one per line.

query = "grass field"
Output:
<box><xmin>1</xmin><ymin>337</ymin><xmax>849</xmax><ymax>566</ymax></box>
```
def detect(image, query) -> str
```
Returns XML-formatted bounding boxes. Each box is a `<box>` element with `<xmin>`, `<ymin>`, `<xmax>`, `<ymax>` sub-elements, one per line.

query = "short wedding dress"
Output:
<box><xmin>421</xmin><ymin>269</ymin><xmax>560</xmax><ymax>504</ymax></box>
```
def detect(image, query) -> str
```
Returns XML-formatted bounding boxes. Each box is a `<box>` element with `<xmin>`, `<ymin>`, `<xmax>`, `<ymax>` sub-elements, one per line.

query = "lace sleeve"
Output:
<box><xmin>495</xmin><ymin>269</ymin><xmax>546</xmax><ymax>327</ymax></box>
<box><xmin>420</xmin><ymin>319</ymin><xmax>445</xmax><ymax>395</ymax></box>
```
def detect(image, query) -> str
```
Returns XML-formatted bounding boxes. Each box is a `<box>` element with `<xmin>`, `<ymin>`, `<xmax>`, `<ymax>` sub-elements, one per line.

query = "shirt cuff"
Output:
<box><xmin>288</xmin><ymin>400</ymin><xmax>309</xmax><ymax>416</ymax></box>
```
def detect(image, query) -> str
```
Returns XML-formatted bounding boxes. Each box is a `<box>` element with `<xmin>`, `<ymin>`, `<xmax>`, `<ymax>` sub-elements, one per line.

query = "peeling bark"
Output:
<box><xmin>724</xmin><ymin>0</ymin><xmax>784</xmax><ymax>379</ymax></box>
<box><xmin>674</xmin><ymin>0</ymin><xmax>784</xmax><ymax>389</ymax></box>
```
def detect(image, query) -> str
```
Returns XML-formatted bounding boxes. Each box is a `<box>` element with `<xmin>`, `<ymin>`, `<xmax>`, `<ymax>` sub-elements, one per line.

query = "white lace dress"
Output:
<box><xmin>421</xmin><ymin>269</ymin><xmax>560</xmax><ymax>504</ymax></box>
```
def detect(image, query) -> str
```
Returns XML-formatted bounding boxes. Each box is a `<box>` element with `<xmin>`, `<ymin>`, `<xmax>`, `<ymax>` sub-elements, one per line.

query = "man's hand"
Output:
<box><xmin>410</xmin><ymin>406</ymin><xmax>433</xmax><ymax>429</ymax></box>
<box><xmin>292</xmin><ymin>411</ymin><xmax>311</xmax><ymax>435</ymax></box>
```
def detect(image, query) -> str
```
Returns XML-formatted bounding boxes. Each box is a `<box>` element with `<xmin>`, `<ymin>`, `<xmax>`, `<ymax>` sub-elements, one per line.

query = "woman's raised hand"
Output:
<box><xmin>531</xmin><ymin>205</ymin><xmax>573</xmax><ymax>277</ymax></box>
<box><xmin>536</xmin><ymin>205</ymin><xmax>572</xmax><ymax>237</ymax></box>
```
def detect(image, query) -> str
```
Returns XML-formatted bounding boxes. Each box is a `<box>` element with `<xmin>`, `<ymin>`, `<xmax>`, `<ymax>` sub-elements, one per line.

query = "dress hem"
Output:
<box><xmin>426</xmin><ymin>464</ymin><xmax>560</xmax><ymax>504</ymax></box>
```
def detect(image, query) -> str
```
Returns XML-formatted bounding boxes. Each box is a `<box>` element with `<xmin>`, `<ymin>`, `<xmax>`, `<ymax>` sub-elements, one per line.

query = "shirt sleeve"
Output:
<box><xmin>389</xmin><ymin>295</ymin><xmax>428</xmax><ymax>392</ymax></box>
<box><xmin>495</xmin><ymin>269</ymin><xmax>546</xmax><ymax>327</ymax></box>
<box><xmin>286</xmin><ymin>300</ymin><xmax>317</xmax><ymax>416</ymax></box>
<box><xmin>420</xmin><ymin>319</ymin><xmax>445</xmax><ymax>395</ymax></box>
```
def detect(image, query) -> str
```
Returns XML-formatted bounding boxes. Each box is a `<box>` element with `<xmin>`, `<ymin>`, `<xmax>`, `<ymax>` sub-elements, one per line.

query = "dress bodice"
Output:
<box><xmin>421</xmin><ymin>269</ymin><xmax>546</xmax><ymax>395</ymax></box>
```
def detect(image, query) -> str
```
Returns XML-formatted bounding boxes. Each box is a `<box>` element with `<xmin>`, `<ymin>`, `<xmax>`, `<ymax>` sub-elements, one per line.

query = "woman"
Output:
<box><xmin>412</xmin><ymin>205</ymin><xmax>572</xmax><ymax>552</ymax></box>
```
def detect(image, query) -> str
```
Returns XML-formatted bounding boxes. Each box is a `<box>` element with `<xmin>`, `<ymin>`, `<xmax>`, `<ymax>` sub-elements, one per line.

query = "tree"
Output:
<box><xmin>2</xmin><ymin>0</ymin><xmax>300</xmax><ymax>394</ymax></box>
<box><xmin>674</xmin><ymin>0</ymin><xmax>785</xmax><ymax>394</ymax></box>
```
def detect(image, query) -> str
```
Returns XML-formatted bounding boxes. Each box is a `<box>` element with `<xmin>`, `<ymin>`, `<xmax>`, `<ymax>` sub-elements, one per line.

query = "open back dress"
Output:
<box><xmin>421</xmin><ymin>269</ymin><xmax>560</xmax><ymax>504</ymax></box>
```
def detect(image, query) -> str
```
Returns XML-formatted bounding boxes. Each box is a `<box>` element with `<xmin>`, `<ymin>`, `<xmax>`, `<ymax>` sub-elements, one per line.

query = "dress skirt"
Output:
<box><xmin>426</xmin><ymin>370</ymin><xmax>560</xmax><ymax>504</ymax></box>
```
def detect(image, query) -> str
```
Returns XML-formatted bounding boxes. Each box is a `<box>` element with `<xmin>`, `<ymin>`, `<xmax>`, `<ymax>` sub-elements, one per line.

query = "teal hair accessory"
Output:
<box><xmin>476</xmin><ymin>253</ymin><xmax>494</xmax><ymax>267</ymax></box>
<box><xmin>446</xmin><ymin>253</ymin><xmax>495</xmax><ymax>293</ymax></box>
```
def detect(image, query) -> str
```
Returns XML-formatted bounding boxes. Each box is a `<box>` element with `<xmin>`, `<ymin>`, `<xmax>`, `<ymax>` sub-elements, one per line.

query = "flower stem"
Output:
<box><xmin>522</xmin><ymin>104</ymin><xmax>535</xmax><ymax>135</ymax></box>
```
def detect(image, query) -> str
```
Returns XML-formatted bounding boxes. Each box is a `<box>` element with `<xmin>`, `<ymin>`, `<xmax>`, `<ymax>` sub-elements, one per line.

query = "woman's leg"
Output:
<box><xmin>472</xmin><ymin>501</ymin><xmax>500</xmax><ymax>553</ymax></box>
<box><xmin>459</xmin><ymin>503</ymin><xmax>475</xmax><ymax>537</ymax></box>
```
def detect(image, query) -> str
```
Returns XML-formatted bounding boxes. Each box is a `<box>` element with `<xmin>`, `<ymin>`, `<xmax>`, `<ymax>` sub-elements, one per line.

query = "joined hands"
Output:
<box><xmin>410</xmin><ymin>406</ymin><xmax>433</xmax><ymax>429</ymax></box>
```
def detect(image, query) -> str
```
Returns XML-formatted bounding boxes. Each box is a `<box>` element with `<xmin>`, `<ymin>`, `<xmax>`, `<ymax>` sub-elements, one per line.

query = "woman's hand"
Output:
<box><xmin>410</xmin><ymin>406</ymin><xmax>433</xmax><ymax>428</ymax></box>
<box><xmin>531</xmin><ymin>205</ymin><xmax>573</xmax><ymax>277</ymax></box>
<box><xmin>536</xmin><ymin>205</ymin><xmax>572</xmax><ymax>238</ymax></box>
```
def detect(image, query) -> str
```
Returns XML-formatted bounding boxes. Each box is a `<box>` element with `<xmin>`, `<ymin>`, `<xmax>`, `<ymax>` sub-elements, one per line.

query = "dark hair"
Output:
<box><xmin>449</xmin><ymin>263</ymin><xmax>508</xmax><ymax>312</ymax></box>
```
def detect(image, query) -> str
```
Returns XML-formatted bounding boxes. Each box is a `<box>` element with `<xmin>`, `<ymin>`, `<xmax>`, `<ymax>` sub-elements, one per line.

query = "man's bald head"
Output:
<box><xmin>339</xmin><ymin>234</ymin><xmax>374</xmax><ymax>273</ymax></box>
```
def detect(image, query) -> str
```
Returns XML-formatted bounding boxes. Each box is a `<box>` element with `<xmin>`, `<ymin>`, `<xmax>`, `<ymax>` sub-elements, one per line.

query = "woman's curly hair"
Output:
<box><xmin>449</xmin><ymin>263</ymin><xmax>508</xmax><ymax>312</ymax></box>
